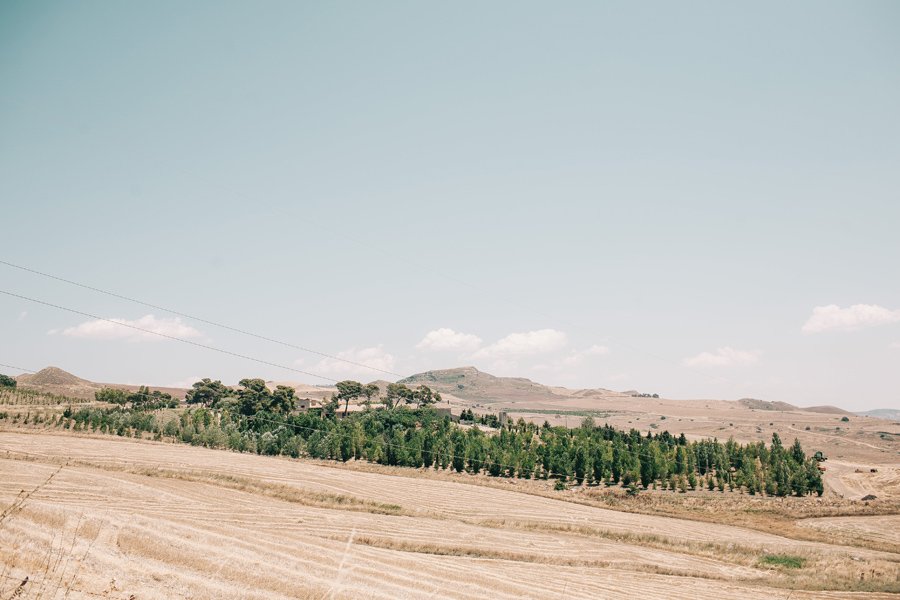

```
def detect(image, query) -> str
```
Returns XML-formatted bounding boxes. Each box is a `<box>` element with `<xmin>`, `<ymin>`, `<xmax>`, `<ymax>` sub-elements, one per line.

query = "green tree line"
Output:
<box><xmin>0</xmin><ymin>373</ymin><xmax>17</xmax><ymax>388</ymax></box>
<box><xmin>17</xmin><ymin>374</ymin><xmax>824</xmax><ymax>498</ymax></box>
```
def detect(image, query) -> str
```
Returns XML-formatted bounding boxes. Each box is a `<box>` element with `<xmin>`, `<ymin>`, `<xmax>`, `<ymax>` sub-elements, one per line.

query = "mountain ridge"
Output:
<box><xmin>5</xmin><ymin>365</ymin><xmax>878</xmax><ymax>415</ymax></box>
<box><xmin>398</xmin><ymin>366</ymin><xmax>628</xmax><ymax>405</ymax></box>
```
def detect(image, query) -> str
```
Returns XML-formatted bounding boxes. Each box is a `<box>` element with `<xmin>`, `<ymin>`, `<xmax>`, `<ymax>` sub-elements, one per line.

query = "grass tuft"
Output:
<box><xmin>760</xmin><ymin>554</ymin><xmax>806</xmax><ymax>569</ymax></box>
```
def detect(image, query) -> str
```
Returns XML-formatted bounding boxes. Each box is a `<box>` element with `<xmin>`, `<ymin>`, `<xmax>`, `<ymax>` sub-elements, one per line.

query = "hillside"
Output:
<box><xmin>802</xmin><ymin>405</ymin><xmax>854</xmax><ymax>416</ymax></box>
<box><xmin>16</xmin><ymin>366</ymin><xmax>91</xmax><ymax>387</ymax></box>
<box><xmin>9</xmin><ymin>366</ymin><xmax>897</xmax><ymax>465</ymax></box>
<box><xmin>2</xmin><ymin>431</ymin><xmax>898</xmax><ymax>599</ymax></box>
<box><xmin>16</xmin><ymin>366</ymin><xmax>100</xmax><ymax>399</ymax></box>
<box><xmin>738</xmin><ymin>398</ymin><xmax>799</xmax><ymax>412</ymax></box>
<box><xmin>858</xmin><ymin>409</ymin><xmax>900</xmax><ymax>421</ymax></box>
<box><xmin>15</xmin><ymin>366</ymin><xmax>188</xmax><ymax>401</ymax></box>
<box><xmin>398</xmin><ymin>366</ymin><xmax>626</xmax><ymax>405</ymax></box>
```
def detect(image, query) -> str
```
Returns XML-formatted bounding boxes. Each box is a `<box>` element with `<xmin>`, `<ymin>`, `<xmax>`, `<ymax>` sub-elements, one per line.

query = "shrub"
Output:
<box><xmin>760</xmin><ymin>554</ymin><xmax>805</xmax><ymax>569</ymax></box>
<box><xmin>554</xmin><ymin>479</ymin><xmax>567</xmax><ymax>491</ymax></box>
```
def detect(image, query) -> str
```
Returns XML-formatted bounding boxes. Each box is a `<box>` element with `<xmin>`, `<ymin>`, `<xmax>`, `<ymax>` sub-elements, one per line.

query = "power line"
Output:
<box><xmin>1</xmin><ymin>257</ymin><xmax>730</xmax><ymax>389</ymax></box>
<box><xmin>0</xmin><ymin>354</ymin><xmax>775</xmax><ymax>475</ymax></box>
<box><xmin>0</xmin><ymin>362</ymin><xmax>37</xmax><ymax>374</ymax></box>
<box><xmin>0</xmin><ymin>288</ymin><xmax>343</xmax><ymax>384</ymax></box>
<box><xmin>0</xmin><ymin>259</ymin><xmax>404</xmax><ymax>378</ymax></box>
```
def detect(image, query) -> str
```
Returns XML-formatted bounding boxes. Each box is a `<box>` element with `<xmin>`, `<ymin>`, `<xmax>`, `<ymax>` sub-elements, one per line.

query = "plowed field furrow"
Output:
<box><xmin>1</xmin><ymin>431</ymin><xmax>897</xmax><ymax>600</ymax></box>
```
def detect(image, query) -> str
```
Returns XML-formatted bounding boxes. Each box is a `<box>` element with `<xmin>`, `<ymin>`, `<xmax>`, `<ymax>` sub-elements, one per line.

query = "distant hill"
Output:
<box><xmin>738</xmin><ymin>398</ymin><xmax>856</xmax><ymax>415</ymax></box>
<box><xmin>399</xmin><ymin>366</ymin><xmax>562</xmax><ymax>404</ymax></box>
<box><xmin>17</xmin><ymin>366</ymin><xmax>91</xmax><ymax>387</ymax></box>
<box><xmin>398</xmin><ymin>366</ymin><xmax>626</xmax><ymax>405</ymax></box>
<box><xmin>16</xmin><ymin>366</ymin><xmax>99</xmax><ymax>399</ymax></box>
<box><xmin>857</xmin><ymin>408</ymin><xmax>900</xmax><ymax>421</ymax></box>
<box><xmin>738</xmin><ymin>398</ymin><xmax>799</xmax><ymax>412</ymax></box>
<box><xmin>15</xmin><ymin>366</ymin><xmax>188</xmax><ymax>401</ymax></box>
<box><xmin>801</xmin><ymin>405</ymin><xmax>853</xmax><ymax>415</ymax></box>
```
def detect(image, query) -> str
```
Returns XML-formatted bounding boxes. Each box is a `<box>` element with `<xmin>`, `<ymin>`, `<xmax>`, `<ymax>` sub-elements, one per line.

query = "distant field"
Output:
<box><xmin>505</xmin><ymin>408</ymin><xmax>617</xmax><ymax>418</ymax></box>
<box><xmin>0</xmin><ymin>388</ymin><xmax>95</xmax><ymax>406</ymax></box>
<box><xmin>1</xmin><ymin>429</ymin><xmax>898</xmax><ymax>599</ymax></box>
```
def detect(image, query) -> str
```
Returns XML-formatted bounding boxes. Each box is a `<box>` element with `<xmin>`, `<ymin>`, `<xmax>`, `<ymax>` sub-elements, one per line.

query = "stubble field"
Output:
<box><xmin>1</xmin><ymin>429</ymin><xmax>898</xmax><ymax>599</ymax></box>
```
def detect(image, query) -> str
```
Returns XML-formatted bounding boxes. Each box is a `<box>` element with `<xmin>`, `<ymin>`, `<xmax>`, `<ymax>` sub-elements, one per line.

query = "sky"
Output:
<box><xmin>1</xmin><ymin>1</ymin><xmax>898</xmax><ymax>411</ymax></box>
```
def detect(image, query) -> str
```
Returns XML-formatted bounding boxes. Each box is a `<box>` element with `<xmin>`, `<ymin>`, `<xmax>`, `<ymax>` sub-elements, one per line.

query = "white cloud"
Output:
<box><xmin>683</xmin><ymin>347</ymin><xmax>760</xmax><ymax>368</ymax></box>
<box><xmin>314</xmin><ymin>345</ymin><xmax>396</xmax><ymax>379</ymax></box>
<box><xmin>560</xmin><ymin>344</ymin><xmax>610</xmax><ymax>366</ymax></box>
<box><xmin>802</xmin><ymin>304</ymin><xmax>900</xmax><ymax>334</ymax></box>
<box><xmin>58</xmin><ymin>314</ymin><xmax>202</xmax><ymax>342</ymax></box>
<box><xmin>472</xmin><ymin>329</ymin><xmax>567</xmax><ymax>360</ymax></box>
<box><xmin>416</xmin><ymin>328</ymin><xmax>483</xmax><ymax>352</ymax></box>
<box><xmin>532</xmin><ymin>344</ymin><xmax>611</xmax><ymax>377</ymax></box>
<box><xmin>536</xmin><ymin>344</ymin><xmax>611</xmax><ymax>370</ymax></box>
<box><xmin>890</xmin><ymin>342</ymin><xmax>900</xmax><ymax>350</ymax></box>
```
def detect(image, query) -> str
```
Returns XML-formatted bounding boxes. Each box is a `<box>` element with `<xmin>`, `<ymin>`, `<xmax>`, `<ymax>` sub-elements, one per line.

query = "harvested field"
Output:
<box><xmin>1</xmin><ymin>430</ymin><xmax>898</xmax><ymax>599</ymax></box>
<box><xmin>799</xmin><ymin>515</ymin><xmax>900</xmax><ymax>550</ymax></box>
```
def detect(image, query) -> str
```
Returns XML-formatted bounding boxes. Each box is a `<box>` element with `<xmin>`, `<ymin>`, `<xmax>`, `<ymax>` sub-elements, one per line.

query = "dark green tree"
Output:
<box><xmin>385</xmin><ymin>383</ymin><xmax>413</xmax><ymax>409</ymax></box>
<box><xmin>790</xmin><ymin>438</ymin><xmax>805</xmax><ymax>463</ymax></box>
<box><xmin>186</xmin><ymin>378</ymin><xmax>228</xmax><ymax>407</ymax></box>
<box><xmin>573</xmin><ymin>442</ymin><xmax>589</xmax><ymax>485</ymax></box>
<box><xmin>362</xmin><ymin>383</ymin><xmax>380</xmax><ymax>408</ymax></box>
<box><xmin>451</xmin><ymin>429</ymin><xmax>466</xmax><ymax>472</ymax></box>
<box><xmin>414</xmin><ymin>385</ymin><xmax>436</xmax><ymax>408</ymax></box>
<box><xmin>336</xmin><ymin>380</ymin><xmax>363</xmax><ymax>417</ymax></box>
<box><xmin>237</xmin><ymin>378</ymin><xmax>272</xmax><ymax>416</ymax></box>
<box><xmin>95</xmin><ymin>387</ymin><xmax>128</xmax><ymax>405</ymax></box>
<box><xmin>270</xmin><ymin>385</ymin><xmax>297</xmax><ymax>414</ymax></box>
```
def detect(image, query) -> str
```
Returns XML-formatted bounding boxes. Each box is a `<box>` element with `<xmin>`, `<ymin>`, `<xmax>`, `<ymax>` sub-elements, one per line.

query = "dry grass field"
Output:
<box><xmin>1</xmin><ymin>427</ymin><xmax>898</xmax><ymax>599</ymax></box>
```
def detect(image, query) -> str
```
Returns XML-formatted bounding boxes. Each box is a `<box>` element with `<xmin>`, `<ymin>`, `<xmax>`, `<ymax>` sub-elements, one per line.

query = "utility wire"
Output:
<box><xmin>0</xmin><ymin>358</ymin><xmax>677</xmax><ymax>476</ymax></box>
<box><xmin>0</xmin><ymin>259</ymin><xmax>404</xmax><ymax>378</ymax></box>
<box><xmin>0</xmin><ymin>362</ymin><xmax>38</xmax><ymax>374</ymax></box>
<box><xmin>1</xmin><ymin>355</ymin><xmax>770</xmax><ymax>479</ymax></box>
<box><xmin>0</xmin><ymin>288</ymin><xmax>342</xmax><ymax>383</ymax></box>
<box><xmin>0</xmin><ymin>257</ymin><xmax>730</xmax><ymax>388</ymax></box>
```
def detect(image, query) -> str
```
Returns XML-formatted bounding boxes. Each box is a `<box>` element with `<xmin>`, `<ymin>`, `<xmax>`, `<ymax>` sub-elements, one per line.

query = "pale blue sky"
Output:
<box><xmin>1</xmin><ymin>1</ymin><xmax>898</xmax><ymax>410</ymax></box>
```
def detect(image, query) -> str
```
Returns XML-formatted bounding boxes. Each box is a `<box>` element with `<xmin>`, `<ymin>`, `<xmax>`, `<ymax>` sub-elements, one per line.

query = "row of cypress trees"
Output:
<box><xmin>28</xmin><ymin>402</ymin><xmax>824</xmax><ymax>497</ymax></box>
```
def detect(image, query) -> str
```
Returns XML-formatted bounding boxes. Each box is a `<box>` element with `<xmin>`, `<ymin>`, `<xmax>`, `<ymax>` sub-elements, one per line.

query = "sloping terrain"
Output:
<box><xmin>398</xmin><ymin>366</ymin><xmax>627</xmax><ymax>405</ymax></box>
<box><xmin>0</xmin><ymin>431</ymin><xmax>898</xmax><ymax>599</ymax></box>
<box><xmin>739</xmin><ymin>398</ymin><xmax>799</xmax><ymax>411</ymax></box>
<box><xmin>10</xmin><ymin>366</ymin><xmax>899</xmax><ymax>472</ymax></box>
<box><xmin>859</xmin><ymin>409</ymin><xmax>900</xmax><ymax>421</ymax></box>
<box><xmin>803</xmin><ymin>406</ymin><xmax>855</xmax><ymax>416</ymax></box>
<box><xmin>14</xmin><ymin>366</ymin><xmax>188</xmax><ymax>401</ymax></box>
<box><xmin>399</xmin><ymin>366</ymin><xmax>563</xmax><ymax>403</ymax></box>
<box><xmin>16</xmin><ymin>366</ymin><xmax>92</xmax><ymax>387</ymax></box>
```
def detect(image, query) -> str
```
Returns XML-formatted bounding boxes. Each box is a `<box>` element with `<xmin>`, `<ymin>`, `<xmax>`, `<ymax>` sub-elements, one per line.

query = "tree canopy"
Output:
<box><xmin>186</xmin><ymin>378</ymin><xmax>229</xmax><ymax>408</ymax></box>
